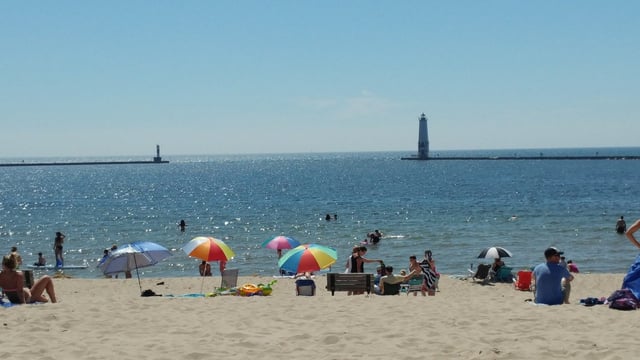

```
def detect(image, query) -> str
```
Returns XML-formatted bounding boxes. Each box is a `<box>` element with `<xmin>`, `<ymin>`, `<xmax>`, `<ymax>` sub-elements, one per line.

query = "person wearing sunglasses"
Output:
<box><xmin>532</xmin><ymin>247</ymin><xmax>574</xmax><ymax>305</ymax></box>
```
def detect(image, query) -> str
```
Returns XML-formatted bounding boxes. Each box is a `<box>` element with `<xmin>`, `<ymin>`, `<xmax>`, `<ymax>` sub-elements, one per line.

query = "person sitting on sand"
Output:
<box><xmin>199</xmin><ymin>261</ymin><xmax>212</xmax><ymax>276</ymax></box>
<box><xmin>294</xmin><ymin>271</ymin><xmax>314</xmax><ymax>279</ymax></box>
<box><xmin>10</xmin><ymin>247</ymin><xmax>22</xmax><ymax>269</ymax></box>
<box><xmin>377</xmin><ymin>266</ymin><xmax>407</xmax><ymax>295</ymax></box>
<box><xmin>532</xmin><ymin>247</ymin><xmax>573</xmax><ymax>305</ymax></box>
<box><xmin>567</xmin><ymin>260</ymin><xmax>579</xmax><ymax>273</ymax></box>
<box><xmin>0</xmin><ymin>254</ymin><xmax>57</xmax><ymax>304</ymax></box>
<box><xmin>492</xmin><ymin>257</ymin><xmax>505</xmax><ymax>272</ymax></box>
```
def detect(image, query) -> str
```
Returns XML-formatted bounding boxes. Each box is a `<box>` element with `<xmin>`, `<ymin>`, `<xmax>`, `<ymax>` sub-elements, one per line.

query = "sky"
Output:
<box><xmin>1</xmin><ymin>1</ymin><xmax>638</xmax><ymax>157</ymax></box>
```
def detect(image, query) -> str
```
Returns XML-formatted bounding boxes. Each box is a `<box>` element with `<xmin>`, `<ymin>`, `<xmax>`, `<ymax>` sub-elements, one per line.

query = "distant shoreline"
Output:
<box><xmin>0</xmin><ymin>160</ymin><xmax>169</xmax><ymax>167</ymax></box>
<box><xmin>401</xmin><ymin>155</ymin><xmax>640</xmax><ymax>160</ymax></box>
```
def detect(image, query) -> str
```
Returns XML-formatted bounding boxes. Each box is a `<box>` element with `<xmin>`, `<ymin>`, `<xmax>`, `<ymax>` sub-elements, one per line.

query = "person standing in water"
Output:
<box><xmin>53</xmin><ymin>232</ymin><xmax>65</xmax><ymax>268</ymax></box>
<box><xmin>617</xmin><ymin>216</ymin><xmax>627</xmax><ymax>234</ymax></box>
<box><xmin>178</xmin><ymin>219</ymin><xmax>187</xmax><ymax>232</ymax></box>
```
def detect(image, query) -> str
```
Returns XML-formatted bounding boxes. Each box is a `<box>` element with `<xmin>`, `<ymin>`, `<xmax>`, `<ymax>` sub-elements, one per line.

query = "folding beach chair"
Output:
<box><xmin>295</xmin><ymin>279</ymin><xmax>316</xmax><ymax>296</ymax></box>
<box><xmin>470</xmin><ymin>264</ymin><xmax>492</xmax><ymax>284</ymax></box>
<box><xmin>405</xmin><ymin>277</ymin><xmax>424</xmax><ymax>296</ymax></box>
<box><xmin>381</xmin><ymin>282</ymin><xmax>401</xmax><ymax>295</ymax></box>
<box><xmin>220</xmin><ymin>269</ymin><xmax>239</xmax><ymax>288</ymax></box>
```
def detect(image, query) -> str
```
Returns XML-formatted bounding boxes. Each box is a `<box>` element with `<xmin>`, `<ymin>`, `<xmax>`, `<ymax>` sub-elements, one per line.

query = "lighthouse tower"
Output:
<box><xmin>417</xmin><ymin>113</ymin><xmax>429</xmax><ymax>159</ymax></box>
<box><xmin>153</xmin><ymin>145</ymin><xmax>163</xmax><ymax>163</ymax></box>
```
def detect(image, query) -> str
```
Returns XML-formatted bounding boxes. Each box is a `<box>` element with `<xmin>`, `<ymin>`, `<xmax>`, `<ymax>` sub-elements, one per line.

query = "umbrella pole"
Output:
<box><xmin>134</xmin><ymin>255</ymin><xmax>142</xmax><ymax>293</ymax></box>
<box><xmin>200</xmin><ymin>274</ymin><xmax>205</xmax><ymax>294</ymax></box>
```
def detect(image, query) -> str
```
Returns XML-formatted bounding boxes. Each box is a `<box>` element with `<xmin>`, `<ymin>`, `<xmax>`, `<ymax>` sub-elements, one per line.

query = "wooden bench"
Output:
<box><xmin>326</xmin><ymin>273</ymin><xmax>373</xmax><ymax>295</ymax></box>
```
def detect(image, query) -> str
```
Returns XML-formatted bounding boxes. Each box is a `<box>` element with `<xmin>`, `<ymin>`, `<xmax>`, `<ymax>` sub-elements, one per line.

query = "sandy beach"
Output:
<box><xmin>2</xmin><ymin>272</ymin><xmax>639</xmax><ymax>359</ymax></box>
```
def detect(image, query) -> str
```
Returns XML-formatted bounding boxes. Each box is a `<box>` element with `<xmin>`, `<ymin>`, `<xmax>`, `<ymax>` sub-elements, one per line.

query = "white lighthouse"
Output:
<box><xmin>417</xmin><ymin>113</ymin><xmax>429</xmax><ymax>159</ymax></box>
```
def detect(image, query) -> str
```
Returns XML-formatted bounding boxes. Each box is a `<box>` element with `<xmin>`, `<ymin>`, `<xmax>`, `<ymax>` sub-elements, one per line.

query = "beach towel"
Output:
<box><xmin>419</xmin><ymin>260</ymin><xmax>438</xmax><ymax>291</ymax></box>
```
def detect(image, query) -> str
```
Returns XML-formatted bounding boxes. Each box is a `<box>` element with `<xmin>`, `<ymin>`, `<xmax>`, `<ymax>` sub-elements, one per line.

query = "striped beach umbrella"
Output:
<box><xmin>277</xmin><ymin>243</ymin><xmax>337</xmax><ymax>274</ymax></box>
<box><xmin>477</xmin><ymin>246</ymin><xmax>512</xmax><ymax>259</ymax></box>
<box><xmin>183</xmin><ymin>236</ymin><xmax>235</xmax><ymax>262</ymax></box>
<box><xmin>261</xmin><ymin>236</ymin><xmax>301</xmax><ymax>250</ymax></box>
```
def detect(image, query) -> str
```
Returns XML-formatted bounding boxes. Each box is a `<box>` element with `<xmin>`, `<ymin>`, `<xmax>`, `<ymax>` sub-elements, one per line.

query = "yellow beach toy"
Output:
<box><xmin>239</xmin><ymin>284</ymin><xmax>260</xmax><ymax>296</ymax></box>
<box><xmin>257</xmin><ymin>280</ymin><xmax>277</xmax><ymax>296</ymax></box>
<box><xmin>238</xmin><ymin>280</ymin><xmax>277</xmax><ymax>296</ymax></box>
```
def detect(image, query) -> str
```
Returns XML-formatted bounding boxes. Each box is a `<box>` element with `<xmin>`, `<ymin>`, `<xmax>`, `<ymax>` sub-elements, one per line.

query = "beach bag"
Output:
<box><xmin>607</xmin><ymin>288</ymin><xmax>638</xmax><ymax>311</ymax></box>
<box><xmin>141</xmin><ymin>289</ymin><xmax>160</xmax><ymax>297</ymax></box>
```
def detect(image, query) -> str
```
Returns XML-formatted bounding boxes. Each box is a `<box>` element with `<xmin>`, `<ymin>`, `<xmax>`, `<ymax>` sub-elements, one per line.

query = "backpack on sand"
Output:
<box><xmin>607</xmin><ymin>288</ymin><xmax>639</xmax><ymax>311</ymax></box>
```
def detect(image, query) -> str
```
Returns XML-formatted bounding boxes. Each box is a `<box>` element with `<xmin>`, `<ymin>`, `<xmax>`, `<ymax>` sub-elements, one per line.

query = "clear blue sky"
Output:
<box><xmin>1</xmin><ymin>1</ymin><xmax>638</xmax><ymax>157</ymax></box>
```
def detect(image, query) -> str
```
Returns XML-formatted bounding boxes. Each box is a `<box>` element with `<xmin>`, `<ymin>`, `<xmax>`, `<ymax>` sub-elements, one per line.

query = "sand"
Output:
<box><xmin>1</xmin><ymin>272</ymin><xmax>638</xmax><ymax>359</ymax></box>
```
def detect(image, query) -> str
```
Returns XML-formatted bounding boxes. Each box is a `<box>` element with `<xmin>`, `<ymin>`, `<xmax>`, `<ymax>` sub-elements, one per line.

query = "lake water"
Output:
<box><xmin>2</xmin><ymin>148</ymin><xmax>640</xmax><ymax>279</ymax></box>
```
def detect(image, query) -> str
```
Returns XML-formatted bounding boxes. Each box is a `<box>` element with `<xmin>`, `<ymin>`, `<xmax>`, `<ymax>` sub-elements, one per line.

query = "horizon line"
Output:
<box><xmin>2</xmin><ymin>145</ymin><xmax>640</xmax><ymax>160</ymax></box>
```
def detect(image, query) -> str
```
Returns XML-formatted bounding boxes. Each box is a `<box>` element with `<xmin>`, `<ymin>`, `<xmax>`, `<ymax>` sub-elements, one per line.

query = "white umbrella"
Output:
<box><xmin>98</xmin><ymin>241</ymin><xmax>172</xmax><ymax>293</ymax></box>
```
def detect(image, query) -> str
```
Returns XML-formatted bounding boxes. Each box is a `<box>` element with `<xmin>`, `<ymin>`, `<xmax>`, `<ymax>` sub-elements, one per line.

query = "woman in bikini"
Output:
<box><xmin>0</xmin><ymin>254</ymin><xmax>57</xmax><ymax>304</ymax></box>
<box><xmin>54</xmin><ymin>231</ymin><xmax>65</xmax><ymax>267</ymax></box>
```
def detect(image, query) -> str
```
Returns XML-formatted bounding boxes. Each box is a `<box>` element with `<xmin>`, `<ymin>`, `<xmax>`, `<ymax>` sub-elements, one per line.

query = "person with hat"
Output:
<box><xmin>531</xmin><ymin>247</ymin><xmax>574</xmax><ymax>305</ymax></box>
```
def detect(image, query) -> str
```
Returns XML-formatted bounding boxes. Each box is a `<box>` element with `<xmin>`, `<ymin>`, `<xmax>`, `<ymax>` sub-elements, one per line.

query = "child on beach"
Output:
<box><xmin>567</xmin><ymin>260</ymin><xmax>579</xmax><ymax>273</ymax></box>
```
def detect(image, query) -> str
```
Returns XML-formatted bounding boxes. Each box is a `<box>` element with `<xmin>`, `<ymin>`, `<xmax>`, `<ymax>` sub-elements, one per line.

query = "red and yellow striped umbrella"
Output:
<box><xmin>183</xmin><ymin>236</ymin><xmax>235</xmax><ymax>262</ymax></box>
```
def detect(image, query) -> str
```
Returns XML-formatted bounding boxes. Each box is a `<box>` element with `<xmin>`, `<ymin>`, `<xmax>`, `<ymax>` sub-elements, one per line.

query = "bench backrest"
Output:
<box><xmin>326</xmin><ymin>273</ymin><xmax>372</xmax><ymax>295</ymax></box>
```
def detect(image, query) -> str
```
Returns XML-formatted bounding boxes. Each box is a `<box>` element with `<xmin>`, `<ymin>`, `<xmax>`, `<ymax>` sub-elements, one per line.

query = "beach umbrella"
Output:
<box><xmin>183</xmin><ymin>236</ymin><xmax>235</xmax><ymax>262</ymax></box>
<box><xmin>98</xmin><ymin>241</ymin><xmax>172</xmax><ymax>294</ymax></box>
<box><xmin>477</xmin><ymin>246</ymin><xmax>513</xmax><ymax>259</ymax></box>
<box><xmin>278</xmin><ymin>244</ymin><xmax>337</xmax><ymax>274</ymax></box>
<box><xmin>262</xmin><ymin>236</ymin><xmax>301</xmax><ymax>276</ymax></box>
<box><xmin>261</xmin><ymin>236</ymin><xmax>301</xmax><ymax>250</ymax></box>
<box><xmin>183</xmin><ymin>236</ymin><xmax>235</xmax><ymax>293</ymax></box>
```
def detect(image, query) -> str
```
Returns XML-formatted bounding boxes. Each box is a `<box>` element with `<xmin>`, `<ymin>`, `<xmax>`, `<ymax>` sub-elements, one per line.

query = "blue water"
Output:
<box><xmin>2</xmin><ymin>148</ymin><xmax>640</xmax><ymax>278</ymax></box>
